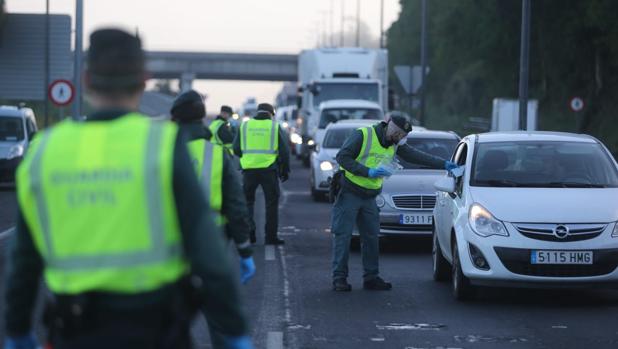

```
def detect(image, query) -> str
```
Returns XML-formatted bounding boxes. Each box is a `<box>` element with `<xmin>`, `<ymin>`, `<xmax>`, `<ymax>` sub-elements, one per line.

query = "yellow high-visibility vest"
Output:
<box><xmin>16</xmin><ymin>114</ymin><xmax>187</xmax><ymax>294</ymax></box>
<box><xmin>343</xmin><ymin>126</ymin><xmax>395</xmax><ymax>190</ymax></box>
<box><xmin>239</xmin><ymin>118</ymin><xmax>279</xmax><ymax>170</ymax></box>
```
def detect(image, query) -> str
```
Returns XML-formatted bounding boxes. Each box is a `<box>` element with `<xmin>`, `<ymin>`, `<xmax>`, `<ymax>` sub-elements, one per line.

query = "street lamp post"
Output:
<box><xmin>72</xmin><ymin>0</ymin><xmax>83</xmax><ymax>121</ymax></box>
<box><xmin>518</xmin><ymin>0</ymin><xmax>531</xmax><ymax>131</ymax></box>
<box><xmin>355</xmin><ymin>0</ymin><xmax>360</xmax><ymax>47</ymax></box>
<box><xmin>340</xmin><ymin>0</ymin><xmax>344</xmax><ymax>46</ymax></box>
<box><xmin>44</xmin><ymin>0</ymin><xmax>49</xmax><ymax>126</ymax></box>
<box><xmin>419</xmin><ymin>0</ymin><xmax>428</xmax><ymax>125</ymax></box>
<box><xmin>379</xmin><ymin>0</ymin><xmax>384</xmax><ymax>48</ymax></box>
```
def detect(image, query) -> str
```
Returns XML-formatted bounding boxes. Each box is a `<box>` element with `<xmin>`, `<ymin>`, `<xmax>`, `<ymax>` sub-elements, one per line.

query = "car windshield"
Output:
<box><xmin>312</xmin><ymin>83</ymin><xmax>379</xmax><ymax>107</ymax></box>
<box><xmin>0</xmin><ymin>116</ymin><xmax>24</xmax><ymax>142</ymax></box>
<box><xmin>323</xmin><ymin>128</ymin><xmax>357</xmax><ymax>149</ymax></box>
<box><xmin>471</xmin><ymin>141</ymin><xmax>618</xmax><ymax>188</ymax></box>
<box><xmin>319</xmin><ymin>108</ymin><xmax>382</xmax><ymax>129</ymax></box>
<box><xmin>397</xmin><ymin>137</ymin><xmax>458</xmax><ymax>169</ymax></box>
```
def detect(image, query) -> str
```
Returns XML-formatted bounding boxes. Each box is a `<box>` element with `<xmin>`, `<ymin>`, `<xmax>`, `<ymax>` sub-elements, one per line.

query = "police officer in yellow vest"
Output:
<box><xmin>233</xmin><ymin>103</ymin><xmax>290</xmax><ymax>245</ymax></box>
<box><xmin>3</xmin><ymin>29</ymin><xmax>253</xmax><ymax>349</ymax></box>
<box><xmin>170</xmin><ymin>90</ymin><xmax>255</xmax><ymax>349</ymax></box>
<box><xmin>332</xmin><ymin>114</ymin><xmax>457</xmax><ymax>292</ymax></box>
<box><xmin>209</xmin><ymin>105</ymin><xmax>235</xmax><ymax>149</ymax></box>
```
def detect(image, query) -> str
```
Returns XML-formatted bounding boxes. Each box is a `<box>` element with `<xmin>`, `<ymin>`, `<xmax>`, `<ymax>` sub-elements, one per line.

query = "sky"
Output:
<box><xmin>6</xmin><ymin>0</ymin><xmax>402</xmax><ymax>112</ymax></box>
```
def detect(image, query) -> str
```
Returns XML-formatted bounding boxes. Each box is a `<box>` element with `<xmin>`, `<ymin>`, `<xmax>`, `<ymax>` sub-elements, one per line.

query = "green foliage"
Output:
<box><xmin>387</xmin><ymin>0</ymin><xmax>618</xmax><ymax>154</ymax></box>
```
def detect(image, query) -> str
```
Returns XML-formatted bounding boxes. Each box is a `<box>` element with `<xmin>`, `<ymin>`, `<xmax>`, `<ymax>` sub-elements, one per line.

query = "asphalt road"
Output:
<box><xmin>1</xmin><ymin>160</ymin><xmax>618</xmax><ymax>348</ymax></box>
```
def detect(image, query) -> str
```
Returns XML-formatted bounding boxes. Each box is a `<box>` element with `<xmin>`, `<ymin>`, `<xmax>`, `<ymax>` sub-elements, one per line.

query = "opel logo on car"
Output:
<box><xmin>553</xmin><ymin>225</ymin><xmax>570</xmax><ymax>239</ymax></box>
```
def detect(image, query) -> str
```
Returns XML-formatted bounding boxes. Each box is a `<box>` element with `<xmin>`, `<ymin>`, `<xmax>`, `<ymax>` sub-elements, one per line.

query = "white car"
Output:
<box><xmin>0</xmin><ymin>105</ymin><xmax>38</xmax><ymax>185</ymax></box>
<box><xmin>432</xmin><ymin>132</ymin><xmax>618</xmax><ymax>300</ymax></box>
<box><xmin>309</xmin><ymin>119</ymin><xmax>377</xmax><ymax>200</ymax></box>
<box><xmin>314</xmin><ymin>100</ymin><xmax>384</xmax><ymax>147</ymax></box>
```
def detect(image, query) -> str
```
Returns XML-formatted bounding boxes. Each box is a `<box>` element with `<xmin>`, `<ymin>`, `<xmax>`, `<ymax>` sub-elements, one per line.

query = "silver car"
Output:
<box><xmin>376</xmin><ymin>129</ymin><xmax>459</xmax><ymax>236</ymax></box>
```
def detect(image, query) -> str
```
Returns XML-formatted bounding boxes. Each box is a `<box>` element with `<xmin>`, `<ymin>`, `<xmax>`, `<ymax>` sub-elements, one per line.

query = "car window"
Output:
<box><xmin>470</xmin><ymin>141</ymin><xmax>618</xmax><ymax>188</ymax></box>
<box><xmin>323</xmin><ymin>128</ymin><xmax>357</xmax><ymax>149</ymax></box>
<box><xmin>318</xmin><ymin>108</ymin><xmax>383</xmax><ymax>129</ymax></box>
<box><xmin>26</xmin><ymin>119</ymin><xmax>36</xmax><ymax>135</ymax></box>
<box><xmin>0</xmin><ymin>116</ymin><xmax>25</xmax><ymax>142</ymax></box>
<box><xmin>397</xmin><ymin>137</ymin><xmax>459</xmax><ymax>169</ymax></box>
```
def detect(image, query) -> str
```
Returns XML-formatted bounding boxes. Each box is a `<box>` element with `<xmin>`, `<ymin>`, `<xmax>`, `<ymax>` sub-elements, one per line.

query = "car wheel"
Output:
<box><xmin>452</xmin><ymin>237</ymin><xmax>475</xmax><ymax>301</ymax></box>
<box><xmin>432</xmin><ymin>224</ymin><xmax>450</xmax><ymax>282</ymax></box>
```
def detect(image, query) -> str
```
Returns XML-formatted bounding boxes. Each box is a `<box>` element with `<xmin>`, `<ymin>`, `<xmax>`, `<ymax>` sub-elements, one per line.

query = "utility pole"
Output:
<box><xmin>518</xmin><ymin>0</ymin><xmax>531</xmax><ymax>131</ymax></box>
<box><xmin>72</xmin><ymin>0</ymin><xmax>83</xmax><ymax>120</ymax></box>
<box><xmin>44</xmin><ymin>0</ymin><xmax>49</xmax><ymax>126</ymax></box>
<box><xmin>340</xmin><ymin>0</ymin><xmax>345</xmax><ymax>46</ymax></box>
<box><xmin>355</xmin><ymin>0</ymin><xmax>360</xmax><ymax>47</ymax></box>
<box><xmin>419</xmin><ymin>0</ymin><xmax>428</xmax><ymax>125</ymax></box>
<box><xmin>379</xmin><ymin>0</ymin><xmax>384</xmax><ymax>48</ymax></box>
<box><xmin>330</xmin><ymin>0</ymin><xmax>335</xmax><ymax>47</ymax></box>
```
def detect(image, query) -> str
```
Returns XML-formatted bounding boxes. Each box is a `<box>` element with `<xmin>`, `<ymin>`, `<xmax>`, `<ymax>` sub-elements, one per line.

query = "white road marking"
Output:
<box><xmin>267</xmin><ymin>331</ymin><xmax>284</xmax><ymax>349</ymax></box>
<box><xmin>279</xmin><ymin>245</ymin><xmax>292</xmax><ymax>324</ymax></box>
<box><xmin>265</xmin><ymin>245</ymin><xmax>276</xmax><ymax>261</ymax></box>
<box><xmin>0</xmin><ymin>226</ymin><xmax>15</xmax><ymax>240</ymax></box>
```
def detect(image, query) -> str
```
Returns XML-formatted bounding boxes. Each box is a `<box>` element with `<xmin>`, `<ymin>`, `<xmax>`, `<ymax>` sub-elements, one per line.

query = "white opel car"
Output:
<box><xmin>432</xmin><ymin>132</ymin><xmax>618</xmax><ymax>300</ymax></box>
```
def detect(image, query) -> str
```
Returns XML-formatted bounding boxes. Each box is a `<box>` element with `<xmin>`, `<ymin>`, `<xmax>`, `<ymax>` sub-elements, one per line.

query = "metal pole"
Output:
<box><xmin>355</xmin><ymin>0</ymin><xmax>360</xmax><ymax>47</ymax></box>
<box><xmin>518</xmin><ymin>0</ymin><xmax>531</xmax><ymax>131</ymax></box>
<box><xmin>380</xmin><ymin>0</ymin><xmax>384</xmax><ymax>48</ymax></box>
<box><xmin>44</xmin><ymin>0</ymin><xmax>49</xmax><ymax>127</ymax></box>
<box><xmin>330</xmin><ymin>0</ymin><xmax>335</xmax><ymax>47</ymax></box>
<box><xmin>419</xmin><ymin>0</ymin><xmax>428</xmax><ymax>125</ymax></box>
<box><xmin>72</xmin><ymin>0</ymin><xmax>83</xmax><ymax>120</ymax></box>
<box><xmin>340</xmin><ymin>0</ymin><xmax>344</xmax><ymax>46</ymax></box>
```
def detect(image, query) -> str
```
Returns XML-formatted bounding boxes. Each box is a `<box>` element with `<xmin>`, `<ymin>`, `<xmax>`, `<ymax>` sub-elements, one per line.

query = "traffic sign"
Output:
<box><xmin>394</xmin><ymin>65</ymin><xmax>430</xmax><ymax>95</ymax></box>
<box><xmin>48</xmin><ymin>79</ymin><xmax>75</xmax><ymax>106</ymax></box>
<box><xmin>569</xmin><ymin>97</ymin><xmax>584</xmax><ymax>112</ymax></box>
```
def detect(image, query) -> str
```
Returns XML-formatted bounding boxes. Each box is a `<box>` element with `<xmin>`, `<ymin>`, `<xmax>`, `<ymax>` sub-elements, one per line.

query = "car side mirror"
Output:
<box><xmin>434</xmin><ymin>176</ymin><xmax>456</xmax><ymax>193</ymax></box>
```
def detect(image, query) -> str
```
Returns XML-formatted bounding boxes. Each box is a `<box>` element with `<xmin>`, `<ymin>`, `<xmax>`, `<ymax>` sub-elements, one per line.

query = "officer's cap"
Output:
<box><xmin>220</xmin><ymin>105</ymin><xmax>233</xmax><ymax>114</ymax></box>
<box><xmin>257</xmin><ymin>103</ymin><xmax>275</xmax><ymax>116</ymax></box>
<box><xmin>390</xmin><ymin>113</ymin><xmax>413</xmax><ymax>133</ymax></box>
<box><xmin>170</xmin><ymin>90</ymin><xmax>205</xmax><ymax>122</ymax></box>
<box><xmin>87</xmin><ymin>28</ymin><xmax>145</xmax><ymax>93</ymax></box>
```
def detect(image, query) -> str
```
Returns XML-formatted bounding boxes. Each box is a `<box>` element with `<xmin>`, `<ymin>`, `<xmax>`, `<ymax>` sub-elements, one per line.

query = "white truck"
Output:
<box><xmin>491</xmin><ymin>98</ymin><xmax>538</xmax><ymax>131</ymax></box>
<box><xmin>296</xmin><ymin>48</ymin><xmax>388</xmax><ymax>166</ymax></box>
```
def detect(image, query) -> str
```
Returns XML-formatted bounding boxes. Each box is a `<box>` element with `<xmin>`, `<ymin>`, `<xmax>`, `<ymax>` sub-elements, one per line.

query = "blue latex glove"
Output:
<box><xmin>224</xmin><ymin>335</ymin><xmax>254</xmax><ymax>349</ymax></box>
<box><xmin>444</xmin><ymin>160</ymin><xmax>458</xmax><ymax>172</ymax></box>
<box><xmin>4</xmin><ymin>334</ymin><xmax>39</xmax><ymax>349</ymax></box>
<box><xmin>240</xmin><ymin>257</ymin><xmax>256</xmax><ymax>284</ymax></box>
<box><xmin>368</xmin><ymin>166</ymin><xmax>392</xmax><ymax>178</ymax></box>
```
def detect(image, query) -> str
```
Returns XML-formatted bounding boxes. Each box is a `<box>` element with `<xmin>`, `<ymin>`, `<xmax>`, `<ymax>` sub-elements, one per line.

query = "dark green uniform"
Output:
<box><xmin>4</xmin><ymin>110</ymin><xmax>249</xmax><ymax>344</ymax></box>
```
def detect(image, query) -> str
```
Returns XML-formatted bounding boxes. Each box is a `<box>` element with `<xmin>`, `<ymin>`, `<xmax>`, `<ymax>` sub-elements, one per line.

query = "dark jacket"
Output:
<box><xmin>4</xmin><ymin>110</ymin><xmax>248</xmax><ymax>337</ymax></box>
<box><xmin>179</xmin><ymin>121</ymin><xmax>253</xmax><ymax>258</ymax></box>
<box><xmin>336</xmin><ymin>121</ymin><xmax>446</xmax><ymax>199</ymax></box>
<box><xmin>212</xmin><ymin>116</ymin><xmax>235</xmax><ymax>145</ymax></box>
<box><xmin>232</xmin><ymin>113</ymin><xmax>290</xmax><ymax>176</ymax></box>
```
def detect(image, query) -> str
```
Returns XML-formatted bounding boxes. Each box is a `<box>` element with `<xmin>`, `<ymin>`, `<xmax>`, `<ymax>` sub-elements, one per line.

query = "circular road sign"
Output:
<box><xmin>48</xmin><ymin>79</ymin><xmax>75</xmax><ymax>107</ymax></box>
<box><xmin>569</xmin><ymin>97</ymin><xmax>584</xmax><ymax>112</ymax></box>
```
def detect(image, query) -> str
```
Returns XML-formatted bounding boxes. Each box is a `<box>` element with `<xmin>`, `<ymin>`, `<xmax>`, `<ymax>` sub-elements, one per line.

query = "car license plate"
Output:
<box><xmin>399</xmin><ymin>214</ymin><xmax>432</xmax><ymax>225</ymax></box>
<box><xmin>530</xmin><ymin>250</ymin><xmax>593</xmax><ymax>265</ymax></box>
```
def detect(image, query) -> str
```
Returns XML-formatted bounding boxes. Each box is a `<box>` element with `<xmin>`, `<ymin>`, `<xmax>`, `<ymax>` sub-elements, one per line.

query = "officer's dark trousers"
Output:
<box><xmin>331</xmin><ymin>190</ymin><xmax>380</xmax><ymax>282</ymax></box>
<box><xmin>49</xmin><ymin>306</ymin><xmax>192</xmax><ymax>349</ymax></box>
<box><xmin>242</xmin><ymin>168</ymin><xmax>280</xmax><ymax>242</ymax></box>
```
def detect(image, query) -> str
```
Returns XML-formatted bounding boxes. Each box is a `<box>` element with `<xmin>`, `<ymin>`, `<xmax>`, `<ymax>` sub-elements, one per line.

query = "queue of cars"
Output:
<box><xmin>304</xmin><ymin>106</ymin><xmax>618</xmax><ymax>301</ymax></box>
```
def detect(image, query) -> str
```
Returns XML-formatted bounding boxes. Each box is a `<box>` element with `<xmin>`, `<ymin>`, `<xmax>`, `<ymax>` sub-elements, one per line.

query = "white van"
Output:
<box><xmin>0</xmin><ymin>105</ymin><xmax>38</xmax><ymax>185</ymax></box>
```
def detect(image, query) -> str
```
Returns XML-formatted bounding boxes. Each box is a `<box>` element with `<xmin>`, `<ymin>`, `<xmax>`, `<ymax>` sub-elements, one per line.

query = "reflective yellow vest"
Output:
<box><xmin>186</xmin><ymin>139</ymin><xmax>223</xmax><ymax>212</ymax></box>
<box><xmin>209</xmin><ymin>119</ymin><xmax>234</xmax><ymax>156</ymax></box>
<box><xmin>16</xmin><ymin>114</ymin><xmax>187</xmax><ymax>294</ymax></box>
<box><xmin>343</xmin><ymin>126</ymin><xmax>396</xmax><ymax>190</ymax></box>
<box><xmin>239</xmin><ymin>118</ymin><xmax>279</xmax><ymax>170</ymax></box>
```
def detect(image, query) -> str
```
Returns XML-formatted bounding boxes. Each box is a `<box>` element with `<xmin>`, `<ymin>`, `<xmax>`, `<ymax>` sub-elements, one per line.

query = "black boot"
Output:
<box><xmin>332</xmin><ymin>278</ymin><xmax>352</xmax><ymax>292</ymax></box>
<box><xmin>363</xmin><ymin>277</ymin><xmax>392</xmax><ymax>291</ymax></box>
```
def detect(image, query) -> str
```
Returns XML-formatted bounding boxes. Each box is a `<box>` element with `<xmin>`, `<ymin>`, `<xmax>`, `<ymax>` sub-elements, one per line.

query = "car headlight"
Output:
<box><xmin>320</xmin><ymin>161</ymin><xmax>334</xmax><ymax>171</ymax></box>
<box><xmin>468</xmin><ymin>204</ymin><xmax>508</xmax><ymax>237</ymax></box>
<box><xmin>376</xmin><ymin>195</ymin><xmax>386</xmax><ymax>208</ymax></box>
<box><xmin>612</xmin><ymin>222</ymin><xmax>618</xmax><ymax>238</ymax></box>
<box><xmin>307</xmin><ymin>139</ymin><xmax>315</xmax><ymax>146</ymax></box>
<box><xmin>6</xmin><ymin>144</ymin><xmax>24</xmax><ymax>160</ymax></box>
<box><xmin>282</xmin><ymin>121</ymin><xmax>289</xmax><ymax>129</ymax></box>
<box><xmin>290</xmin><ymin>133</ymin><xmax>302</xmax><ymax>145</ymax></box>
